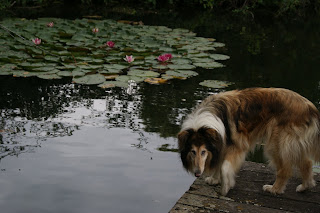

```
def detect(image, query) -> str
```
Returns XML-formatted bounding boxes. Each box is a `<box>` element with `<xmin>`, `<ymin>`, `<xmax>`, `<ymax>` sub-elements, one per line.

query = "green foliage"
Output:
<box><xmin>198</xmin><ymin>0</ymin><xmax>319</xmax><ymax>17</ymax></box>
<box><xmin>0</xmin><ymin>0</ymin><xmax>12</xmax><ymax>11</ymax></box>
<box><xmin>2</xmin><ymin>0</ymin><xmax>320</xmax><ymax>18</ymax></box>
<box><xmin>13</xmin><ymin>0</ymin><xmax>47</xmax><ymax>6</ymax></box>
<box><xmin>276</xmin><ymin>0</ymin><xmax>308</xmax><ymax>16</ymax></box>
<box><xmin>199</xmin><ymin>0</ymin><xmax>214</xmax><ymax>9</ymax></box>
<box><xmin>0</xmin><ymin>0</ymin><xmax>50</xmax><ymax>13</ymax></box>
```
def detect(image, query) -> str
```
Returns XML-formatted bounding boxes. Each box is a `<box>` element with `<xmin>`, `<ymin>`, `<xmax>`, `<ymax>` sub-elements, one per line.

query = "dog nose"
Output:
<box><xmin>194</xmin><ymin>170</ymin><xmax>201</xmax><ymax>177</ymax></box>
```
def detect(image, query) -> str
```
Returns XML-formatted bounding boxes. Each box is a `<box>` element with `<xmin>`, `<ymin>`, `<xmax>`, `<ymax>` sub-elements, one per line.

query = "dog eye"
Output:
<box><xmin>201</xmin><ymin>150</ymin><xmax>206</xmax><ymax>155</ymax></box>
<box><xmin>191</xmin><ymin>150</ymin><xmax>196</xmax><ymax>155</ymax></box>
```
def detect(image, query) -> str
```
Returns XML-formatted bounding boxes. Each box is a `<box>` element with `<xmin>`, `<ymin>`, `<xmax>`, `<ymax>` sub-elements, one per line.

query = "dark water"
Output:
<box><xmin>1</xmin><ymin>10</ymin><xmax>320</xmax><ymax>213</ymax></box>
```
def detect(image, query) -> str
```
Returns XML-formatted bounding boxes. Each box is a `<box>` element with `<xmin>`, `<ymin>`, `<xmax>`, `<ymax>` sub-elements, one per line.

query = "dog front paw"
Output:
<box><xmin>296</xmin><ymin>180</ymin><xmax>316</xmax><ymax>192</ymax></box>
<box><xmin>221</xmin><ymin>184</ymin><xmax>230</xmax><ymax>196</ymax></box>
<box><xmin>205</xmin><ymin>176</ymin><xmax>220</xmax><ymax>185</ymax></box>
<box><xmin>296</xmin><ymin>184</ymin><xmax>306</xmax><ymax>192</ymax></box>
<box><xmin>263</xmin><ymin>184</ymin><xmax>284</xmax><ymax>194</ymax></box>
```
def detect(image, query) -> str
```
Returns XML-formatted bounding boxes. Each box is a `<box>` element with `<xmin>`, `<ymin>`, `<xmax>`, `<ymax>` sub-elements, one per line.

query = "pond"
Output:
<box><xmin>1</xmin><ymin>9</ymin><xmax>320</xmax><ymax>213</ymax></box>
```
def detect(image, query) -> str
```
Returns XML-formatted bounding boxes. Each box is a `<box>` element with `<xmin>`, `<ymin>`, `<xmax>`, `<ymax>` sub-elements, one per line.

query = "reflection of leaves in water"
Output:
<box><xmin>75</xmin><ymin>85</ymin><xmax>142</xmax><ymax>130</ymax></box>
<box><xmin>0</xmin><ymin>114</ymin><xmax>78</xmax><ymax>159</ymax></box>
<box><xmin>131</xmin><ymin>131</ymin><xmax>152</xmax><ymax>153</ymax></box>
<box><xmin>139</xmin><ymin>82</ymin><xmax>216</xmax><ymax>138</ymax></box>
<box><xmin>0</xmin><ymin>76</ymin><xmax>192</xmax><ymax>158</ymax></box>
<box><xmin>157</xmin><ymin>144</ymin><xmax>178</xmax><ymax>153</ymax></box>
<box><xmin>30</xmin><ymin>121</ymin><xmax>78</xmax><ymax>138</ymax></box>
<box><xmin>104</xmin><ymin>90</ymin><xmax>142</xmax><ymax>130</ymax></box>
<box><xmin>130</xmin><ymin>132</ymin><xmax>179</xmax><ymax>154</ymax></box>
<box><xmin>0</xmin><ymin>143</ymin><xmax>38</xmax><ymax>159</ymax></box>
<box><xmin>0</xmin><ymin>79</ymin><xmax>144</xmax><ymax>159</ymax></box>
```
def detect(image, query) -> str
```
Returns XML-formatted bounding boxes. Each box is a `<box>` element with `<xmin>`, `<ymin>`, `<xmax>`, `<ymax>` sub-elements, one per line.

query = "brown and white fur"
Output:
<box><xmin>178</xmin><ymin>88</ymin><xmax>320</xmax><ymax>196</ymax></box>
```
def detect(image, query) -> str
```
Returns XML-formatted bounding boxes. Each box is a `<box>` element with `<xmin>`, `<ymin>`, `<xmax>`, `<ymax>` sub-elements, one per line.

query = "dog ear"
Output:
<box><xmin>201</xmin><ymin>128</ymin><xmax>223</xmax><ymax>168</ymax></box>
<box><xmin>204</xmin><ymin>128</ymin><xmax>220</xmax><ymax>141</ymax></box>
<box><xmin>200</xmin><ymin>128</ymin><xmax>223</xmax><ymax>149</ymax></box>
<box><xmin>177</xmin><ymin>129</ymin><xmax>193</xmax><ymax>151</ymax></box>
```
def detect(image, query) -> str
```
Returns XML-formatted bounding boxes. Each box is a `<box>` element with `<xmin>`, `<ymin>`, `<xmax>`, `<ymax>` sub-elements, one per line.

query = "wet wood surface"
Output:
<box><xmin>170</xmin><ymin>161</ymin><xmax>320</xmax><ymax>212</ymax></box>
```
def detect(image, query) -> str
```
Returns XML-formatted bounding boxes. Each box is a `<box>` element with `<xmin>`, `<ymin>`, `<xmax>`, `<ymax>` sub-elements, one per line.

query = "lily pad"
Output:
<box><xmin>56</xmin><ymin>50</ymin><xmax>70</xmax><ymax>56</ymax></box>
<box><xmin>212</xmin><ymin>42</ymin><xmax>226</xmax><ymax>48</ymax></box>
<box><xmin>72</xmin><ymin>74</ymin><xmax>105</xmax><ymax>85</ymax></box>
<box><xmin>32</xmin><ymin>66</ymin><xmax>56</xmax><ymax>72</ymax></box>
<box><xmin>0</xmin><ymin>64</ymin><xmax>17</xmax><ymax>72</ymax></box>
<box><xmin>145</xmin><ymin>78</ymin><xmax>168</xmax><ymax>85</ymax></box>
<box><xmin>167</xmin><ymin>64</ymin><xmax>196</xmax><ymax>70</ymax></box>
<box><xmin>187</xmin><ymin>52</ymin><xmax>209</xmax><ymax>58</ymax></box>
<box><xmin>116</xmin><ymin>75</ymin><xmax>145</xmax><ymax>83</ymax></box>
<box><xmin>128</xmin><ymin>70</ymin><xmax>160</xmax><ymax>78</ymax></box>
<box><xmin>199</xmin><ymin>80</ymin><xmax>233</xmax><ymax>88</ymax></box>
<box><xmin>37</xmin><ymin>74</ymin><xmax>62</xmax><ymax>79</ymax></box>
<box><xmin>12</xmin><ymin>71</ymin><xmax>37</xmax><ymax>77</ymax></box>
<box><xmin>165</xmin><ymin>70</ymin><xmax>198</xmax><ymax>78</ymax></box>
<box><xmin>193</xmin><ymin>62</ymin><xmax>224</xmax><ymax>69</ymax></box>
<box><xmin>0</xmin><ymin>17</ymin><xmax>229</xmax><ymax>87</ymax></box>
<box><xmin>170</xmin><ymin>58</ymin><xmax>192</xmax><ymax>65</ymax></box>
<box><xmin>209</xmin><ymin>54</ymin><xmax>230</xmax><ymax>61</ymax></box>
<box><xmin>162</xmin><ymin>74</ymin><xmax>182</xmax><ymax>80</ymax></box>
<box><xmin>103</xmin><ymin>64</ymin><xmax>128</xmax><ymax>71</ymax></box>
<box><xmin>191</xmin><ymin>58</ymin><xmax>215</xmax><ymax>63</ymax></box>
<box><xmin>98</xmin><ymin>80</ymin><xmax>129</xmax><ymax>88</ymax></box>
<box><xmin>196</xmin><ymin>46</ymin><xmax>216</xmax><ymax>51</ymax></box>
<box><xmin>72</xmin><ymin>68</ymin><xmax>87</xmax><ymax>77</ymax></box>
<box><xmin>104</xmin><ymin>74</ymin><xmax>119</xmax><ymax>80</ymax></box>
<box><xmin>0</xmin><ymin>71</ymin><xmax>13</xmax><ymax>75</ymax></box>
<box><xmin>152</xmin><ymin>64</ymin><xmax>168</xmax><ymax>70</ymax></box>
<box><xmin>44</xmin><ymin>55</ymin><xmax>60</xmax><ymax>63</ymax></box>
<box><xmin>58</xmin><ymin>71</ymin><xmax>73</xmax><ymax>77</ymax></box>
<box><xmin>99</xmin><ymin>69</ymin><xmax>123</xmax><ymax>74</ymax></box>
<box><xmin>19</xmin><ymin>62</ymin><xmax>46</xmax><ymax>70</ymax></box>
<box><xmin>90</xmin><ymin>59</ymin><xmax>104</xmax><ymax>64</ymax></box>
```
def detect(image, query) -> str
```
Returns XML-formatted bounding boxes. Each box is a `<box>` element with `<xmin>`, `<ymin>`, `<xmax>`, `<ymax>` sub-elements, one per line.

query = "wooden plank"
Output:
<box><xmin>170</xmin><ymin>162</ymin><xmax>320</xmax><ymax>213</ymax></box>
<box><xmin>170</xmin><ymin>203</ymin><xmax>217</xmax><ymax>213</ymax></box>
<box><xmin>172</xmin><ymin>193</ymin><xmax>288</xmax><ymax>212</ymax></box>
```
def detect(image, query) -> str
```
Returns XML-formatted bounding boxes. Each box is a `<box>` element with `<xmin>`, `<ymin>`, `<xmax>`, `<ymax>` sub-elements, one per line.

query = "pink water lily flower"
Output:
<box><xmin>157</xmin><ymin>55</ymin><xmax>169</xmax><ymax>62</ymax></box>
<box><xmin>32</xmin><ymin>38</ymin><xmax>41</xmax><ymax>45</ymax></box>
<box><xmin>106</xmin><ymin>41</ymin><xmax>115</xmax><ymax>48</ymax></box>
<box><xmin>157</xmin><ymin>53</ymin><xmax>173</xmax><ymax>62</ymax></box>
<box><xmin>124</xmin><ymin>55</ymin><xmax>134</xmax><ymax>63</ymax></box>
<box><xmin>47</xmin><ymin>22</ymin><xmax>54</xmax><ymax>27</ymax></box>
<box><xmin>92</xmin><ymin>27</ymin><xmax>99</xmax><ymax>33</ymax></box>
<box><xmin>163</xmin><ymin>53</ymin><xmax>172</xmax><ymax>60</ymax></box>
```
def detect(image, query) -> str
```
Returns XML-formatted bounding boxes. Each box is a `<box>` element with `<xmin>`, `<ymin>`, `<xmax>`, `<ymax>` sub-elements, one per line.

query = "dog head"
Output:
<box><xmin>177</xmin><ymin>127</ymin><xmax>223</xmax><ymax>177</ymax></box>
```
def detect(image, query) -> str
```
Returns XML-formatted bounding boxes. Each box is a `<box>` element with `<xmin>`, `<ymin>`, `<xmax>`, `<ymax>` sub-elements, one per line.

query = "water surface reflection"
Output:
<box><xmin>0</xmin><ymin>76</ymin><xmax>199</xmax><ymax>212</ymax></box>
<box><xmin>1</xmin><ymin>12</ymin><xmax>320</xmax><ymax>212</ymax></box>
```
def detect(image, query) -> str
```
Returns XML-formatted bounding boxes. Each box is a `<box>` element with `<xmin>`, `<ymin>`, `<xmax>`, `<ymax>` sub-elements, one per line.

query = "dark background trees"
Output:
<box><xmin>1</xmin><ymin>0</ymin><xmax>320</xmax><ymax>19</ymax></box>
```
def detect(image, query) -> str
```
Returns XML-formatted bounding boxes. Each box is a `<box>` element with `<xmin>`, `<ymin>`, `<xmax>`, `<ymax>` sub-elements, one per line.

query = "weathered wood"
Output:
<box><xmin>170</xmin><ymin>161</ymin><xmax>320</xmax><ymax>213</ymax></box>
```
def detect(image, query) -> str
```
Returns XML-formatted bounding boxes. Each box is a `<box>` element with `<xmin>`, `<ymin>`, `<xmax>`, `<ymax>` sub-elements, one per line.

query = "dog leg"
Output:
<box><xmin>205</xmin><ymin>170</ymin><xmax>221</xmax><ymax>185</ymax></box>
<box><xmin>221</xmin><ymin>148</ymin><xmax>246</xmax><ymax>196</ymax></box>
<box><xmin>221</xmin><ymin>160</ymin><xmax>235</xmax><ymax>196</ymax></box>
<box><xmin>263</xmin><ymin>161</ymin><xmax>292</xmax><ymax>194</ymax></box>
<box><xmin>296</xmin><ymin>158</ymin><xmax>316</xmax><ymax>192</ymax></box>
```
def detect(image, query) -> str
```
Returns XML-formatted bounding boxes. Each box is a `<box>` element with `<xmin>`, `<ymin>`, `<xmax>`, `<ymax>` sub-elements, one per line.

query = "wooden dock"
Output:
<box><xmin>170</xmin><ymin>161</ymin><xmax>320</xmax><ymax>213</ymax></box>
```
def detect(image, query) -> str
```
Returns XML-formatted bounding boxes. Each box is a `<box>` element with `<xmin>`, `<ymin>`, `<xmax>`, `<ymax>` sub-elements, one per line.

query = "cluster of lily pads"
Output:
<box><xmin>0</xmin><ymin>18</ymin><xmax>232</xmax><ymax>88</ymax></box>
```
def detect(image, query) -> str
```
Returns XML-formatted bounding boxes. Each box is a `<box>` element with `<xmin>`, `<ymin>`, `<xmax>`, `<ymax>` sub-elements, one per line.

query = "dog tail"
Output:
<box><xmin>314</xmin><ymin>142</ymin><xmax>320</xmax><ymax>163</ymax></box>
<box><xmin>314</xmin><ymin>118</ymin><xmax>320</xmax><ymax>163</ymax></box>
<box><xmin>315</xmin><ymin>138</ymin><xmax>320</xmax><ymax>163</ymax></box>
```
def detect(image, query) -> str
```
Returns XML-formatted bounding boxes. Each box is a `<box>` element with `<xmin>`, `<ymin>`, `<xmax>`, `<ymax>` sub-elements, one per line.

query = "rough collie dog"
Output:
<box><xmin>178</xmin><ymin>88</ymin><xmax>320</xmax><ymax>195</ymax></box>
